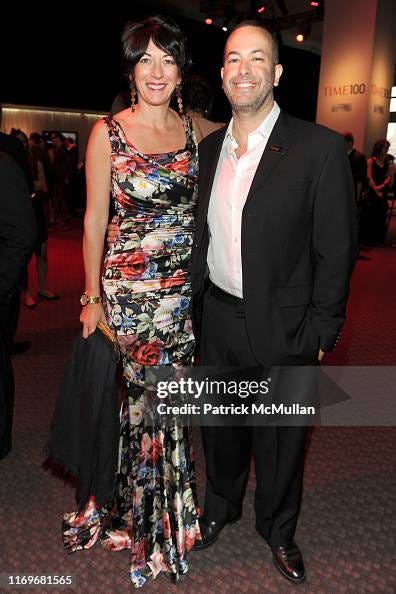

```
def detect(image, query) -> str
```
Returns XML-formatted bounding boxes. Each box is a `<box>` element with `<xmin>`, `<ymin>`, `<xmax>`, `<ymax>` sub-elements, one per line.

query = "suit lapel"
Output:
<box><xmin>244</xmin><ymin>110</ymin><xmax>296</xmax><ymax>207</ymax></box>
<box><xmin>196</xmin><ymin>128</ymin><xmax>226</xmax><ymax>242</ymax></box>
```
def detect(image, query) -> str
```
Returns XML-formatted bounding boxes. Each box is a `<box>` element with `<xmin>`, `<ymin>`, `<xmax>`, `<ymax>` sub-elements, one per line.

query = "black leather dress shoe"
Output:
<box><xmin>11</xmin><ymin>340</ymin><xmax>31</xmax><ymax>356</ymax></box>
<box><xmin>37</xmin><ymin>291</ymin><xmax>60</xmax><ymax>301</ymax></box>
<box><xmin>272</xmin><ymin>542</ymin><xmax>306</xmax><ymax>583</ymax></box>
<box><xmin>193</xmin><ymin>514</ymin><xmax>242</xmax><ymax>551</ymax></box>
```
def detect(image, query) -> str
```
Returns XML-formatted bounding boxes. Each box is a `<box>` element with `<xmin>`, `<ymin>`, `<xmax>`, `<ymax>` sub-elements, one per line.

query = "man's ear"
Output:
<box><xmin>274</xmin><ymin>63</ymin><xmax>283</xmax><ymax>87</ymax></box>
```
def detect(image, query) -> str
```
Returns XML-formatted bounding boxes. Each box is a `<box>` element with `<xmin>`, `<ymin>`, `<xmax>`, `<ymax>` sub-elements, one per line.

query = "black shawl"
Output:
<box><xmin>45</xmin><ymin>322</ymin><xmax>120</xmax><ymax>509</ymax></box>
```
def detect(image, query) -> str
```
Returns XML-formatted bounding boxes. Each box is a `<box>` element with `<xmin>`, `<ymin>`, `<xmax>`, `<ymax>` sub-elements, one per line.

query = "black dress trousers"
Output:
<box><xmin>0</xmin><ymin>297</ymin><xmax>17</xmax><ymax>459</ymax></box>
<box><xmin>199</xmin><ymin>283</ymin><xmax>308</xmax><ymax>549</ymax></box>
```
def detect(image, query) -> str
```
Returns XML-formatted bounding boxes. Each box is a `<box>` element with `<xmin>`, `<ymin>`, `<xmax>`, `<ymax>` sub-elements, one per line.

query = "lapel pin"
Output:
<box><xmin>269</xmin><ymin>144</ymin><xmax>286</xmax><ymax>155</ymax></box>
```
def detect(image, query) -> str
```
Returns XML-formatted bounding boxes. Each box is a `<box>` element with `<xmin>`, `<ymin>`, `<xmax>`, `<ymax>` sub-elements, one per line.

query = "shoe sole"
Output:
<box><xmin>38</xmin><ymin>293</ymin><xmax>60</xmax><ymax>300</ymax></box>
<box><xmin>273</xmin><ymin>556</ymin><xmax>306</xmax><ymax>584</ymax></box>
<box><xmin>193</xmin><ymin>515</ymin><xmax>242</xmax><ymax>551</ymax></box>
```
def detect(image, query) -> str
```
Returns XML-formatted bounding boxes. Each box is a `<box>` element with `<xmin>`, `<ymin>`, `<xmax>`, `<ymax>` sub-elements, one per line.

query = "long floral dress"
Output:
<box><xmin>62</xmin><ymin>115</ymin><xmax>201</xmax><ymax>588</ymax></box>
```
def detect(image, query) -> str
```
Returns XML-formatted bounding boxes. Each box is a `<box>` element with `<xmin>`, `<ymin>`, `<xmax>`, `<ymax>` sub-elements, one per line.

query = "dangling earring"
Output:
<box><xmin>176</xmin><ymin>84</ymin><xmax>183</xmax><ymax>116</ymax></box>
<box><xmin>130</xmin><ymin>84</ymin><xmax>137</xmax><ymax>113</ymax></box>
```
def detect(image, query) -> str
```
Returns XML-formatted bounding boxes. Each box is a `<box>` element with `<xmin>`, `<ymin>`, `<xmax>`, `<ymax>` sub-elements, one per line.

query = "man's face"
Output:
<box><xmin>51</xmin><ymin>135</ymin><xmax>61</xmax><ymax>148</ymax></box>
<box><xmin>221</xmin><ymin>26</ymin><xmax>283</xmax><ymax>114</ymax></box>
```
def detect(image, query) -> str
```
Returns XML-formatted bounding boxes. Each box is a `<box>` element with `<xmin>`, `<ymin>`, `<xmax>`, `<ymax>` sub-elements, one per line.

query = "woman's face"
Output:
<box><xmin>382</xmin><ymin>144</ymin><xmax>390</xmax><ymax>158</ymax></box>
<box><xmin>133</xmin><ymin>38</ymin><xmax>180</xmax><ymax>108</ymax></box>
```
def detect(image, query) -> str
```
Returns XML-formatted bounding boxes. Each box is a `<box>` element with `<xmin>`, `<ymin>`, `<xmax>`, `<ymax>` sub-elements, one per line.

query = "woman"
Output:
<box><xmin>25</xmin><ymin>132</ymin><xmax>59</xmax><ymax>307</ymax></box>
<box><xmin>62</xmin><ymin>16</ymin><xmax>201</xmax><ymax>588</ymax></box>
<box><xmin>183</xmin><ymin>74</ymin><xmax>224</xmax><ymax>141</ymax></box>
<box><xmin>360</xmin><ymin>139</ymin><xmax>391</xmax><ymax>245</ymax></box>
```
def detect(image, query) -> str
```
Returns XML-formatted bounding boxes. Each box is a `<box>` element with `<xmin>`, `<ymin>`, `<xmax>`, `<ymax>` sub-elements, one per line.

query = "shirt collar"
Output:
<box><xmin>225</xmin><ymin>102</ymin><xmax>281</xmax><ymax>144</ymax></box>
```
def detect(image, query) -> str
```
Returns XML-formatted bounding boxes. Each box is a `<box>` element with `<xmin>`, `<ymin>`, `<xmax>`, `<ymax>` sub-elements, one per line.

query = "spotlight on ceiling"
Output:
<box><xmin>257</xmin><ymin>5</ymin><xmax>266</xmax><ymax>13</ymax></box>
<box><xmin>204</xmin><ymin>17</ymin><xmax>213</xmax><ymax>25</ymax></box>
<box><xmin>296</xmin><ymin>23</ymin><xmax>311</xmax><ymax>43</ymax></box>
<box><xmin>222</xmin><ymin>25</ymin><xmax>228</xmax><ymax>31</ymax></box>
<box><xmin>310</xmin><ymin>1</ymin><xmax>320</xmax><ymax>7</ymax></box>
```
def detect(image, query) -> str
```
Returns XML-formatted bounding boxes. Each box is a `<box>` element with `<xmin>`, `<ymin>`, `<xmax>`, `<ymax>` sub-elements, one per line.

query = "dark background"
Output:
<box><xmin>0</xmin><ymin>4</ymin><xmax>320</xmax><ymax>122</ymax></box>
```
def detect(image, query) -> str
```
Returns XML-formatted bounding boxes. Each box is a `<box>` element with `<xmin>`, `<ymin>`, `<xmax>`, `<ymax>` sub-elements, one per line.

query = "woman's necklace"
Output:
<box><xmin>373</xmin><ymin>156</ymin><xmax>385</xmax><ymax>167</ymax></box>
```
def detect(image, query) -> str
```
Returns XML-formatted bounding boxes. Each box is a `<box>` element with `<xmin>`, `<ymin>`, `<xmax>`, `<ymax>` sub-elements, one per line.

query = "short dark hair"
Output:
<box><xmin>29</xmin><ymin>132</ymin><xmax>42</xmax><ymax>144</ymax></box>
<box><xmin>121</xmin><ymin>15</ymin><xmax>189</xmax><ymax>85</ymax></box>
<box><xmin>226</xmin><ymin>20</ymin><xmax>279</xmax><ymax>65</ymax></box>
<box><xmin>372</xmin><ymin>138</ymin><xmax>390</xmax><ymax>157</ymax></box>
<box><xmin>343</xmin><ymin>131</ymin><xmax>354</xmax><ymax>144</ymax></box>
<box><xmin>110</xmin><ymin>91</ymin><xmax>130</xmax><ymax>114</ymax></box>
<box><xmin>10</xmin><ymin>128</ymin><xmax>28</xmax><ymax>144</ymax></box>
<box><xmin>183</xmin><ymin>75</ymin><xmax>214</xmax><ymax>117</ymax></box>
<box><xmin>51</xmin><ymin>131</ymin><xmax>65</xmax><ymax>141</ymax></box>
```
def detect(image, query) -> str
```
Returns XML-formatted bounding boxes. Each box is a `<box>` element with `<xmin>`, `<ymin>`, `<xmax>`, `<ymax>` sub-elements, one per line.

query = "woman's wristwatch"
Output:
<box><xmin>80</xmin><ymin>292</ymin><xmax>102</xmax><ymax>306</ymax></box>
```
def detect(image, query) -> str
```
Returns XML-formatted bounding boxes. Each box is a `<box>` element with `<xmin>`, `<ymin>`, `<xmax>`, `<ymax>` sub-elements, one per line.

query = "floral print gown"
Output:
<box><xmin>65</xmin><ymin>115</ymin><xmax>201</xmax><ymax>588</ymax></box>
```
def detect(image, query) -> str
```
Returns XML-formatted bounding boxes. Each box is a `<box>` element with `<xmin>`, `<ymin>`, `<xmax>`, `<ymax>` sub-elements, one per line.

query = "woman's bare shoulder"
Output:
<box><xmin>111</xmin><ymin>108</ymin><xmax>131</xmax><ymax>126</ymax></box>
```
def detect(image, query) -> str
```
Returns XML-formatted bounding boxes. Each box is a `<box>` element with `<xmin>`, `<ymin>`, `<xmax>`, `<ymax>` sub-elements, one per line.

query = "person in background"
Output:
<box><xmin>183</xmin><ymin>74</ymin><xmax>224</xmax><ymax>142</ymax></box>
<box><xmin>110</xmin><ymin>91</ymin><xmax>130</xmax><ymax>114</ymax></box>
<box><xmin>23</xmin><ymin>133</ymin><xmax>59</xmax><ymax>307</ymax></box>
<box><xmin>1</xmin><ymin>121</ymin><xmax>33</xmax><ymax>191</ymax></box>
<box><xmin>65</xmin><ymin>136</ymin><xmax>79</xmax><ymax>217</ymax></box>
<box><xmin>386</xmin><ymin>153</ymin><xmax>395</xmax><ymax>188</ymax></box>
<box><xmin>10</xmin><ymin>128</ymin><xmax>29</xmax><ymax>152</ymax></box>
<box><xmin>0</xmin><ymin>151</ymin><xmax>37</xmax><ymax>459</ymax></box>
<box><xmin>3</xmin><ymin>127</ymin><xmax>35</xmax><ymax>354</ymax></box>
<box><xmin>74</xmin><ymin>157</ymin><xmax>87</xmax><ymax>213</ymax></box>
<box><xmin>343</xmin><ymin>131</ymin><xmax>367</xmax><ymax>205</ymax></box>
<box><xmin>360</xmin><ymin>139</ymin><xmax>391</xmax><ymax>245</ymax></box>
<box><xmin>50</xmin><ymin>132</ymin><xmax>73</xmax><ymax>229</ymax></box>
<box><xmin>35</xmin><ymin>134</ymin><xmax>56</xmax><ymax>225</ymax></box>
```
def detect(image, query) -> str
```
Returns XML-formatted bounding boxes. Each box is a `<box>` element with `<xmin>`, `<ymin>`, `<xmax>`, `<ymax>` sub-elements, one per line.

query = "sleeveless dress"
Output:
<box><xmin>62</xmin><ymin>115</ymin><xmax>201</xmax><ymax>588</ymax></box>
<box><xmin>359</xmin><ymin>158</ymin><xmax>389</xmax><ymax>244</ymax></box>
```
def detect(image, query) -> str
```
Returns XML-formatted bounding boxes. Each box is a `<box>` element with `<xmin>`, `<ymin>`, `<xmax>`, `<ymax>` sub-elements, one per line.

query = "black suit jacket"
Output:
<box><xmin>0</xmin><ymin>153</ymin><xmax>37</xmax><ymax>305</ymax></box>
<box><xmin>348</xmin><ymin>148</ymin><xmax>367</xmax><ymax>185</ymax></box>
<box><xmin>190</xmin><ymin>110</ymin><xmax>358</xmax><ymax>365</ymax></box>
<box><xmin>0</xmin><ymin>132</ymin><xmax>34</xmax><ymax>194</ymax></box>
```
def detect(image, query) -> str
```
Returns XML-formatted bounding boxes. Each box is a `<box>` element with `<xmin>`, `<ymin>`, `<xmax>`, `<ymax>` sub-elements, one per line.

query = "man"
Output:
<box><xmin>0</xmin><ymin>151</ymin><xmax>37</xmax><ymax>459</ymax></box>
<box><xmin>0</xmin><ymin>113</ymin><xmax>35</xmax><ymax>356</ymax></box>
<box><xmin>51</xmin><ymin>132</ymin><xmax>73</xmax><ymax>228</ymax></box>
<box><xmin>343</xmin><ymin>131</ymin><xmax>367</xmax><ymax>203</ymax></box>
<box><xmin>190</xmin><ymin>21</ymin><xmax>358</xmax><ymax>583</ymax></box>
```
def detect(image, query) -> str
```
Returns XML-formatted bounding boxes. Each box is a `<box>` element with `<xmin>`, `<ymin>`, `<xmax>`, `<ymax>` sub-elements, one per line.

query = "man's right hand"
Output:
<box><xmin>107</xmin><ymin>217</ymin><xmax>120</xmax><ymax>246</ymax></box>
